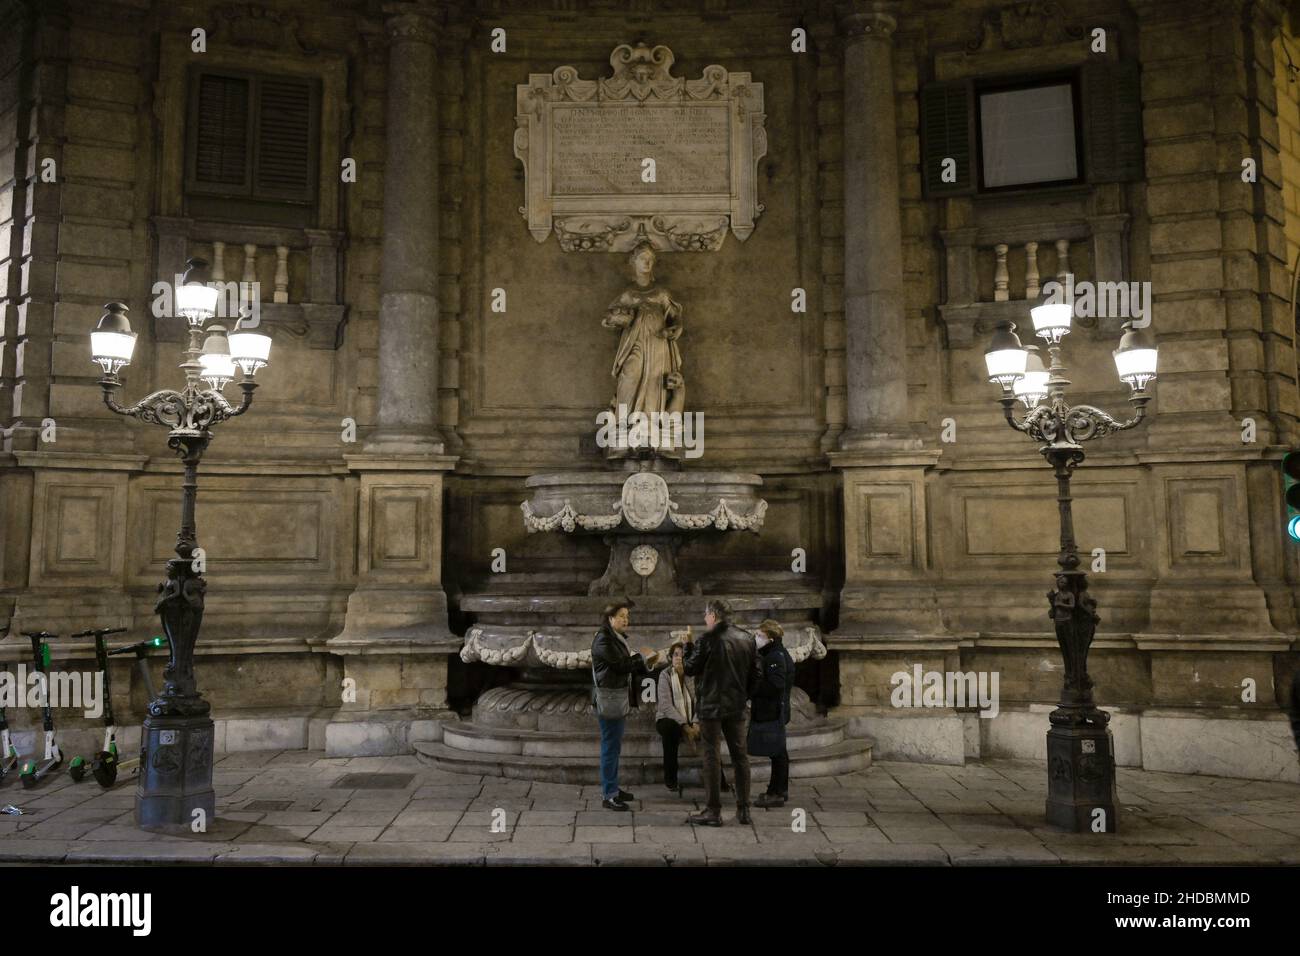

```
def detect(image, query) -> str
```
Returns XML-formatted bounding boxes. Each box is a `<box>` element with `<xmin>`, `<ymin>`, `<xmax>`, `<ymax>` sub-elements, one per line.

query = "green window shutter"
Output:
<box><xmin>189</xmin><ymin>72</ymin><xmax>252</xmax><ymax>195</ymax></box>
<box><xmin>920</xmin><ymin>80</ymin><xmax>975</xmax><ymax>197</ymax></box>
<box><xmin>1083</xmin><ymin>60</ymin><xmax>1144</xmax><ymax>183</ymax></box>
<box><xmin>253</xmin><ymin>76</ymin><xmax>317</xmax><ymax>203</ymax></box>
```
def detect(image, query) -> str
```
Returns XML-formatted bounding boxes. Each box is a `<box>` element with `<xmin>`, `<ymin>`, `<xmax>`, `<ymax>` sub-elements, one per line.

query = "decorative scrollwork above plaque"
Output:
<box><xmin>514</xmin><ymin>42</ymin><xmax>766</xmax><ymax>252</ymax></box>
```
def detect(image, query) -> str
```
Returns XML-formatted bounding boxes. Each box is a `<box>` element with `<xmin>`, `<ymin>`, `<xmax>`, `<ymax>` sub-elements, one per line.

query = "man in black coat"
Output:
<box><xmin>683</xmin><ymin>598</ymin><xmax>762</xmax><ymax>826</ymax></box>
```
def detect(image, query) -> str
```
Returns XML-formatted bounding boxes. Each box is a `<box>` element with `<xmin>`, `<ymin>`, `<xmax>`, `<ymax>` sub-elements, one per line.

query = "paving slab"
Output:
<box><xmin>378</xmin><ymin>825</ymin><xmax>454</xmax><ymax>842</ymax></box>
<box><xmin>511</xmin><ymin>826</ymin><xmax>575</xmax><ymax>844</ymax></box>
<box><xmin>591</xmin><ymin>843</ymin><xmax>671</xmax><ymax>865</ymax></box>
<box><xmin>832</xmin><ymin>843</ymin><xmax>951</xmax><ymax>865</ymax></box>
<box><xmin>306</xmin><ymin>826</ymin><xmax>385</xmax><ymax>843</ymax></box>
<box><xmin>1</xmin><ymin>752</ymin><xmax>1295</xmax><ymax>866</ymax></box>
<box><xmin>487</xmin><ymin>845</ymin><xmax>593</xmax><ymax>866</ymax></box>
<box><xmin>346</xmin><ymin>842</ymin><xmax>495</xmax><ymax>865</ymax></box>
<box><xmin>946</xmin><ymin>845</ymin><xmax>1060</xmax><ymax>865</ymax></box>
<box><xmin>215</xmin><ymin>843</ymin><xmax>321</xmax><ymax>864</ymax></box>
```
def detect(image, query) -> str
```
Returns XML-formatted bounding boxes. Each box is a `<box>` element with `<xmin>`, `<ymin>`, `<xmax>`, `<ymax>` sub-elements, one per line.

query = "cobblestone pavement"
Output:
<box><xmin>1</xmin><ymin>752</ymin><xmax>1297</xmax><ymax>865</ymax></box>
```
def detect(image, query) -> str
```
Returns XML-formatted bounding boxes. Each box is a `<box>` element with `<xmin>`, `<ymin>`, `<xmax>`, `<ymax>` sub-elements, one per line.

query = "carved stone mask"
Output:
<box><xmin>630</xmin><ymin>545</ymin><xmax>659</xmax><ymax>577</ymax></box>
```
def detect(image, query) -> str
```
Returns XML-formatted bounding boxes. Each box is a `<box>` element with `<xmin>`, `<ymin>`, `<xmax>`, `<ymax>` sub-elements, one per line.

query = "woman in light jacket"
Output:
<box><xmin>656</xmin><ymin>641</ymin><xmax>728</xmax><ymax>794</ymax></box>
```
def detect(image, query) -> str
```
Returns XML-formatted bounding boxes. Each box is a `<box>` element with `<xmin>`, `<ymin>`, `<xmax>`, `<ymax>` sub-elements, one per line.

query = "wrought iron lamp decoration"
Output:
<box><xmin>983</xmin><ymin>297</ymin><xmax>1157</xmax><ymax>833</ymax></box>
<box><xmin>87</xmin><ymin>256</ymin><xmax>271</xmax><ymax>827</ymax></box>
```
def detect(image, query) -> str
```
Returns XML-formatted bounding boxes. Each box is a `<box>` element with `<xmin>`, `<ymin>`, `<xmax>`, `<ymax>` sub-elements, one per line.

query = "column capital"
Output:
<box><xmin>838</xmin><ymin>1</ymin><xmax>902</xmax><ymax>41</ymax></box>
<box><xmin>383</xmin><ymin>3</ymin><xmax>440</xmax><ymax>44</ymax></box>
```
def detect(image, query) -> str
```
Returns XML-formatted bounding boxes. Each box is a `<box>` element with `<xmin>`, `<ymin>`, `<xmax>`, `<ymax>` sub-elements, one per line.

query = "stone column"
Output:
<box><xmin>839</xmin><ymin>0</ymin><xmax>912</xmax><ymax>449</ymax></box>
<box><xmin>366</xmin><ymin>5</ymin><xmax>444</xmax><ymax>454</ymax></box>
<box><xmin>328</xmin><ymin>4</ymin><xmax>460</xmax><ymax>757</ymax></box>
<box><xmin>829</xmin><ymin>1</ymin><xmax>951</xmax><ymax>763</ymax></box>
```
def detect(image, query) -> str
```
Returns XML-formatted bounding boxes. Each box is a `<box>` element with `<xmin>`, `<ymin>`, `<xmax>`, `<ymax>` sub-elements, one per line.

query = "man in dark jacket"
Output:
<box><xmin>683</xmin><ymin>598</ymin><xmax>762</xmax><ymax>826</ymax></box>
<box><xmin>591</xmin><ymin>600</ymin><xmax>659</xmax><ymax>812</ymax></box>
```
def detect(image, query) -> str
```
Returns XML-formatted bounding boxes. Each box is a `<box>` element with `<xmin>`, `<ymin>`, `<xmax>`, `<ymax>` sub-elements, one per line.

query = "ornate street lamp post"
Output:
<box><xmin>89</xmin><ymin>258</ymin><xmax>271</xmax><ymax>827</ymax></box>
<box><xmin>985</xmin><ymin>300</ymin><xmax>1157</xmax><ymax>833</ymax></box>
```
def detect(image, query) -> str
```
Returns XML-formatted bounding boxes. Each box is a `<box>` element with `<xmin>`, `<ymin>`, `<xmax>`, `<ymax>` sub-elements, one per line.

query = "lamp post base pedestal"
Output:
<box><xmin>1045</xmin><ymin>724</ymin><xmax>1118</xmax><ymax>833</ymax></box>
<box><xmin>136</xmin><ymin>715</ymin><xmax>216</xmax><ymax>829</ymax></box>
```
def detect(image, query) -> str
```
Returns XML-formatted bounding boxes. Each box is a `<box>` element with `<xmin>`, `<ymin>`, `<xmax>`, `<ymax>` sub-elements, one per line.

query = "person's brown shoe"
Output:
<box><xmin>688</xmin><ymin>809</ymin><xmax>723</xmax><ymax>827</ymax></box>
<box><xmin>736</xmin><ymin>805</ymin><xmax>753</xmax><ymax>825</ymax></box>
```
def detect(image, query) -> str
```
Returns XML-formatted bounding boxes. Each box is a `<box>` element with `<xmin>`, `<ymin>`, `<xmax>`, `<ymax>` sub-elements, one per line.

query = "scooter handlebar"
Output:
<box><xmin>107</xmin><ymin>637</ymin><xmax>167</xmax><ymax>657</ymax></box>
<box><xmin>70</xmin><ymin>627</ymin><xmax>128</xmax><ymax>639</ymax></box>
<box><xmin>19</xmin><ymin>631</ymin><xmax>59</xmax><ymax>639</ymax></box>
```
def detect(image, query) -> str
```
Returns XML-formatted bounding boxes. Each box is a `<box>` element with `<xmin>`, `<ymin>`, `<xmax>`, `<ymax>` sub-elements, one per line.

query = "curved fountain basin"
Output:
<box><xmin>458</xmin><ymin>591</ymin><xmax>827</xmax><ymax>670</ymax></box>
<box><xmin>522</xmin><ymin>469</ymin><xmax>766</xmax><ymax>535</ymax></box>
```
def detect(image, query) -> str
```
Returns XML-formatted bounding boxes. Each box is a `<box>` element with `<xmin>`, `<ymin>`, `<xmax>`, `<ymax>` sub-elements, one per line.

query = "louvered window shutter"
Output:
<box><xmin>254</xmin><ymin>77</ymin><xmax>317</xmax><ymax>202</ymax></box>
<box><xmin>189</xmin><ymin>73</ymin><xmax>252</xmax><ymax>195</ymax></box>
<box><xmin>1083</xmin><ymin>60</ymin><xmax>1144</xmax><ymax>183</ymax></box>
<box><xmin>920</xmin><ymin>80</ymin><xmax>975</xmax><ymax>197</ymax></box>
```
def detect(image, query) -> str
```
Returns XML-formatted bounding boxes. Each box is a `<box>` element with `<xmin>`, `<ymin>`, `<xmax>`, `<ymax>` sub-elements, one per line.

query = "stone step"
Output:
<box><xmin>414</xmin><ymin>736</ymin><xmax>874</xmax><ymax>786</ymax></box>
<box><xmin>441</xmin><ymin>719</ymin><xmax>847</xmax><ymax>758</ymax></box>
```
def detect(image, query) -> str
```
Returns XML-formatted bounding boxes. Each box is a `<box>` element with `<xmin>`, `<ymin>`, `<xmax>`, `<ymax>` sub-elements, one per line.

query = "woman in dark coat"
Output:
<box><xmin>591</xmin><ymin>601</ymin><xmax>659</xmax><ymax>811</ymax></box>
<box><xmin>750</xmin><ymin>619</ymin><xmax>796</xmax><ymax>808</ymax></box>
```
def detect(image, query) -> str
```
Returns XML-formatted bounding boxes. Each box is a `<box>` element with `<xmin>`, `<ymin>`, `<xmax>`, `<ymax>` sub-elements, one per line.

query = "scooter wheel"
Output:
<box><xmin>69</xmin><ymin>761</ymin><xmax>86</xmax><ymax>782</ymax></box>
<box><xmin>20</xmin><ymin>772</ymin><xmax>37</xmax><ymax>788</ymax></box>
<box><xmin>91</xmin><ymin>753</ymin><xmax>118</xmax><ymax>788</ymax></box>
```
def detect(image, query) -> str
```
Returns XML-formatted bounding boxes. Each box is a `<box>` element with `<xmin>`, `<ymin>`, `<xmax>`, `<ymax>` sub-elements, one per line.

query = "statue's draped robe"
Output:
<box><xmin>603</xmin><ymin>286</ymin><xmax>684</xmax><ymax>455</ymax></box>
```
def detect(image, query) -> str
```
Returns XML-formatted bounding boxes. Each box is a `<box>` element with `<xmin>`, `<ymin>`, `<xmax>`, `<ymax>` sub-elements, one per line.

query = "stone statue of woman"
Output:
<box><xmin>601</xmin><ymin>242</ymin><xmax>686</xmax><ymax>459</ymax></box>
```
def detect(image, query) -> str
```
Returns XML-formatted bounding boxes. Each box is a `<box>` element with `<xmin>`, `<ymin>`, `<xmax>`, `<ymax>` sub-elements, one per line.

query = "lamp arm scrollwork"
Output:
<box><xmin>1063</xmin><ymin>399</ymin><xmax>1149</xmax><ymax>443</ymax></box>
<box><xmin>226</xmin><ymin>381</ymin><xmax>258</xmax><ymax>418</ymax></box>
<box><xmin>100</xmin><ymin>384</ymin><xmax>189</xmax><ymax>428</ymax></box>
<box><xmin>1001</xmin><ymin>398</ymin><xmax>1059</xmax><ymax>442</ymax></box>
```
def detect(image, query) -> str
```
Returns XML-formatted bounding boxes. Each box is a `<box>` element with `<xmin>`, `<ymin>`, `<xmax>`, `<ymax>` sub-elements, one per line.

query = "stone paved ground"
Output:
<box><xmin>0</xmin><ymin>752</ymin><xmax>1297</xmax><ymax>865</ymax></box>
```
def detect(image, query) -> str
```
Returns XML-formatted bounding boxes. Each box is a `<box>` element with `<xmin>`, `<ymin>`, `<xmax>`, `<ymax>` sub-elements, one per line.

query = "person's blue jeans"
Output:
<box><xmin>598</xmin><ymin>716</ymin><xmax>625</xmax><ymax>799</ymax></box>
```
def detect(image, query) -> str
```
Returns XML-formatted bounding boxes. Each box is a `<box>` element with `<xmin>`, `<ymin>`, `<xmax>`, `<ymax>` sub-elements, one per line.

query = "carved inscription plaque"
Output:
<box><xmin>550</xmin><ymin>105</ymin><xmax>731</xmax><ymax>195</ymax></box>
<box><xmin>514</xmin><ymin>42</ymin><xmax>766</xmax><ymax>252</ymax></box>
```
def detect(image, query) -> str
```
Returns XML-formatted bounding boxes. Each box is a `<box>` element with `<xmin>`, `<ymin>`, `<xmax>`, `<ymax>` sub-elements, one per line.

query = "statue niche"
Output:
<box><xmin>601</xmin><ymin>241</ymin><xmax>686</xmax><ymax>460</ymax></box>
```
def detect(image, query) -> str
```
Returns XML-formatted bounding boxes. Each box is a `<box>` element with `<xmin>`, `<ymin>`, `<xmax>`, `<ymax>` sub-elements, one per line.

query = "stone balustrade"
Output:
<box><xmin>209</xmin><ymin>240</ymin><xmax>293</xmax><ymax>304</ymax></box>
<box><xmin>936</xmin><ymin>195</ymin><xmax>1130</xmax><ymax>348</ymax></box>
<box><xmin>150</xmin><ymin>215</ymin><xmax>347</xmax><ymax>349</ymax></box>
<box><xmin>990</xmin><ymin>237</ymin><xmax>1072</xmax><ymax>302</ymax></box>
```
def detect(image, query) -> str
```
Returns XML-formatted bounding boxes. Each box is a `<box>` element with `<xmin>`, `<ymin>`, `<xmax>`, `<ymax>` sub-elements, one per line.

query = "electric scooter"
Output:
<box><xmin>91</xmin><ymin>636</ymin><xmax>163</xmax><ymax>788</ymax></box>
<box><xmin>66</xmin><ymin>627</ymin><xmax>127</xmax><ymax>782</ymax></box>
<box><xmin>0</xmin><ymin>623</ymin><xmax>15</xmax><ymax>785</ymax></box>
<box><xmin>0</xmin><ymin>700</ymin><xmax>19</xmax><ymax>785</ymax></box>
<box><xmin>18</xmin><ymin>631</ymin><xmax>62</xmax><ymax>788</ymax></box>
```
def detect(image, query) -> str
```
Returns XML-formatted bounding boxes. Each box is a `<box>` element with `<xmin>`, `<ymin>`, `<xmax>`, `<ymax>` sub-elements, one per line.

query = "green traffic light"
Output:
<box><xmin>1284</xmin><ymin>453</ymin><xmax>1300</xmax><ymax>539</ymax></box>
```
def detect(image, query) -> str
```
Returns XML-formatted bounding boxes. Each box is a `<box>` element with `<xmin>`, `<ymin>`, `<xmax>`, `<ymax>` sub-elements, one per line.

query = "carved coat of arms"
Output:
<box><xmin>620</xmin><ymin>473</ymin><xmax>670</xmax><ymax>531</ymax></box>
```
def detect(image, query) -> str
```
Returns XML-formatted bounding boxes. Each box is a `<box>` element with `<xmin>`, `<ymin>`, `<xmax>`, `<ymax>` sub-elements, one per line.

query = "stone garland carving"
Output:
<box><xmin>521</xmin><ymin>497</ymin><xmax>767</xmax><ymax>534</ymax></box>
<box><xmin>668</xmin><ymin>498</ymin><xmax>768</xmax><ymax>532</ymax></box>
<box><xmin>531</xmin><ymin>636</ymin><xmax>592</xmax><ymax>670</ymax></box>
<box><xmin>461</xmin><ymin>623</ymin><xmax>825</xmax><ymax>669</ymax></box>
<box><xmin>787</xmin><ymin>626</ymin><xmax>829</xmax><ymax>664</ymax></box>
<box><xmin>520</xmin><ymin>500</ymin><xmax>623</xmax><ymax>533</ymax></box>
<box><xmin>459</xmin><ymin>627</ymin><xmax>531</xmax><ymax>666</ymax></box>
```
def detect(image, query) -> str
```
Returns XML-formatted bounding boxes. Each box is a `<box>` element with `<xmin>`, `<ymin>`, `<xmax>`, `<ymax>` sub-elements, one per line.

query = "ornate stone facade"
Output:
<box><xmin>0</xmin><ymin>0</ymin><xmax>1296</xmax><ymax>782</ymax></box>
